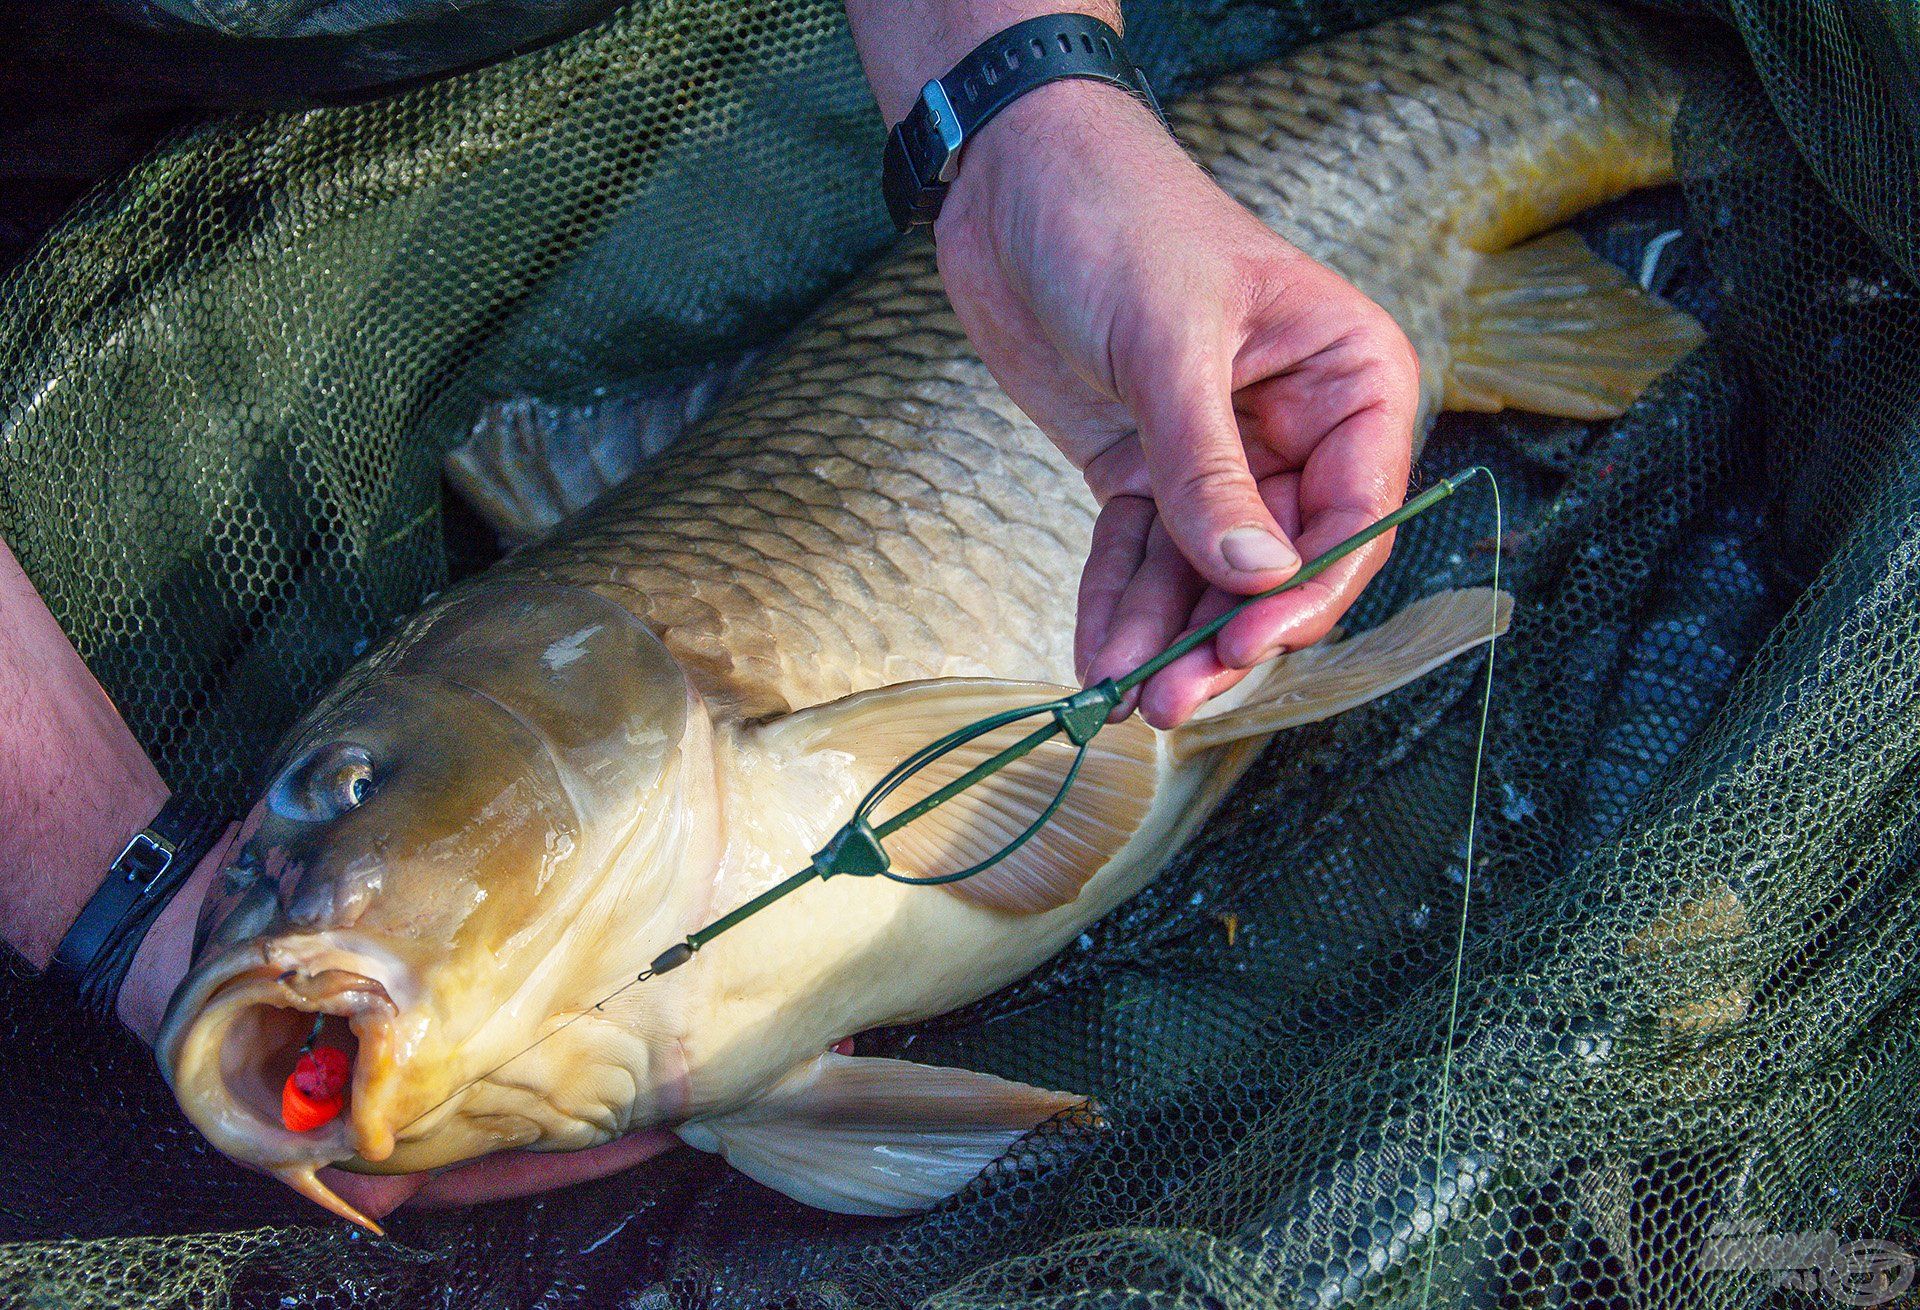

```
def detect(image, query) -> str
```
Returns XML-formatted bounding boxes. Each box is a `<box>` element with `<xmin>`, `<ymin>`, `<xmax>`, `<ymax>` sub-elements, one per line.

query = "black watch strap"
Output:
<box><xmin>882</xmin><ymin>13</ymin><xmax>1163</xmax><ymax>232</ymax></box>
<box><xmin>46</xmin><ymin>794</ymin><xmax>225</xmax><ymax>1020</ymax></box>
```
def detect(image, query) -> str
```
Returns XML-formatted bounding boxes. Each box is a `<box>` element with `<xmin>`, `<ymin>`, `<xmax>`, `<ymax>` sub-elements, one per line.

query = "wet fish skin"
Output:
<box><xmin>451</xmin><ymin>0</ymin><xmax>1691</xmax><ymax>545</ymax></box>
<box><xmin>518</xmin><ymin>258</ymin><xmax>1088</xmax><ymax>718</ymax></box>
<box><xmin>1179</xmin><ymin>0</ymin><xmax>1685</xmax><ymax>430</ymax></box>
<box><xmin>159</xmin><ymin>0</ymin><xmax>1692</xmax><ymax>1229</ymax></box>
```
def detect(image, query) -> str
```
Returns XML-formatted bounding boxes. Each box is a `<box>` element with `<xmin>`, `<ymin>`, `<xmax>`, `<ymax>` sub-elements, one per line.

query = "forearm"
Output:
<box><xmin>844</xmin><ymin>0</ymin><xmax>1122</xmax><ymax>125</ymax></box>
<box><xmin>0</xmin><ymin>536</ymin><xmax>166</xmax><ymax>968</ymax></box>
<box><xmin>0</xmin><ymin>534</ymin><xmax>237</xmax><ymax>1041</ymax></box>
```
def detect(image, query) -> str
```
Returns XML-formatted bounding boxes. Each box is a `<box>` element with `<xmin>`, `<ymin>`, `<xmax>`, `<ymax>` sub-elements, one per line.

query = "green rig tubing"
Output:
<box><xmin>639</xmin><ymin>466</ymin><xmax>1492</xmax><ymax>981</ymax></box>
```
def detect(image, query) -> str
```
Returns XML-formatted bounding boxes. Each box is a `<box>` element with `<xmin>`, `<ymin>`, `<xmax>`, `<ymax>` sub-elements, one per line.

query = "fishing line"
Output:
<box><xmin>1419</xmin><ymin>467</ymin><xmax>1501</xmax><ymax>1310</ymax></box>
<box><xmin>390</xmin><ymin>969</ymin><xmax>667</xmax><ymax>1139</ymax></box>
<box><xmin>389</xmin><ymin>467</ymin><xmax>1499</xmax><ymax>1143</ymax></box>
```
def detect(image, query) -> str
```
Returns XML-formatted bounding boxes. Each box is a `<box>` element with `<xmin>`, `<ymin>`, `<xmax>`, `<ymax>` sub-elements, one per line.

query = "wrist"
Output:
<box><xmin>934</xmin><ymin>76</ymin><xmax>1179</xmax><ymax>239</ymax></box>
<box><xmin>116</xmin><ymin>822</ymin><xmax>234</xmax><ymax>1044</ymax></box>
<box><xmin>118</xmin><ymin>820</ymin><xmax>236</xmax><ymax>1046</ymax></box>
<box><xmin>0</xmin><ymin>538</ymin><xmax>169</xmax><ymax>968</ymax></box>
<box><xmin>847</xmin><ymin>1</ymin><xmax>1123</xmax><ymax>127</ymax></box>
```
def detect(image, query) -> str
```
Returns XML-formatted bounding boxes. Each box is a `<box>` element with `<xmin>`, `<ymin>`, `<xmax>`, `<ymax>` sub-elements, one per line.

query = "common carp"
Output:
<box><xmin>158</xmin><ymin>0</ymin><xmax>1697</xmax><ymax>1230</ymax></box>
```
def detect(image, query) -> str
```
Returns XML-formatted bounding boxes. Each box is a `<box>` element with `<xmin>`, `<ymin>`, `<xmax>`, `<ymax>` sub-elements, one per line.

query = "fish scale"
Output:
<box><xmin>513</xmin><ymin>249</ymin><xmax>1094</xmax><ymax>716</ymax></box>
<box><xmin>1181</xmin><ymin>2</ymin><xmax>1677</xmax><ymax>422</ymax></box>
<box><xmin>495</xmin><ymin>0</ymin><xmax>1677</xmax><ymax>720</ymax></box>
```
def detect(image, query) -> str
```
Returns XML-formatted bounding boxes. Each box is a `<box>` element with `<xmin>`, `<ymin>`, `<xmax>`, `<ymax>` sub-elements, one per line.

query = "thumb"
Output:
<box><xmin>1130</xmin><ymin>341</ymin><xmax>1299</xmax><ymax>595</ymax></box>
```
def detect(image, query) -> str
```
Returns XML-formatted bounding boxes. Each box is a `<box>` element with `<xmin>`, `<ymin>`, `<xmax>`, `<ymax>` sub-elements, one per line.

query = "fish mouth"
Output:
<box><xmin>158</xmin><ymin>938</ymin><xmax>415</xmax><ymax>1233</ymax></box>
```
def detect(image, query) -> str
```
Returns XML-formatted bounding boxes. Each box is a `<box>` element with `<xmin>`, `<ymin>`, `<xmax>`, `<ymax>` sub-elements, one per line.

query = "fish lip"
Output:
<box><xmin>158</xmin><ymin>937</ymin><xmax>409</xmax><ymax>1179</ymax></box>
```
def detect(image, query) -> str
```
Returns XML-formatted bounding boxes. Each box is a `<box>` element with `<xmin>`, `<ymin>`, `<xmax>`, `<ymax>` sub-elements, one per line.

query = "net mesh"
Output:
<box><xmin>1</xmin><ymin>1</ymin><xmax>1917</xmax><ymax>1307</ymax></box>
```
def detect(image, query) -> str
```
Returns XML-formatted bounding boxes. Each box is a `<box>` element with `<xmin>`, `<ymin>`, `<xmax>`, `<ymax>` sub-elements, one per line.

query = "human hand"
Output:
<box><xmin>932</xmin><ymin>80</ymin><xmax>1419</xmax><ymax>727</ymax></box>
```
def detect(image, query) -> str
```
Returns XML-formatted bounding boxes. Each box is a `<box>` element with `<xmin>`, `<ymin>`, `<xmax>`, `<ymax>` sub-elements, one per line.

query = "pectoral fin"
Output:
<box><xmin>1446</xmin><ymin>229</ymin><xmax>1704</xmax><ymax>419</ymax></box>
<box><xmin>757</xmin><ymin>678</ymin><xmax>1161</xmax><ymax>915</ymax></box>
<box><xmin>674</xmin><ymin>1053</ymin><xmax>1091</xmax><ymax>1216</ymax></box>
<box><xmin>1172</xmin><ymin>588</ymin><xmax>1511</xmax><ymax>759</ymax></box>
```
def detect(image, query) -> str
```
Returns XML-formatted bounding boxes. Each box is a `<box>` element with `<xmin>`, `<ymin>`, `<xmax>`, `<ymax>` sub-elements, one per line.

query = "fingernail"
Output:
<box><xmin>1223</xmin><ymin>638</ymin><xmax>1286</xmax><ymax>671</ymax></box>
<box><xmin>1220</xmin><ymin>527</ymin><xmax>1299</xmax><ymax>575</ymax></box>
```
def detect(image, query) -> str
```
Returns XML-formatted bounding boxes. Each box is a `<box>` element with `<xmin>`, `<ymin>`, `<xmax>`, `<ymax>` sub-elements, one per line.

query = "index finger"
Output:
<box><xmin>1213</xmin><ymin>402</ymin><xmax>1411</xmax><ymax>670</ymax></box>
<box><xmin>1212</xmin><ymin>505</ymin><xmax>1396</xmax><ymax>671</ymax></box>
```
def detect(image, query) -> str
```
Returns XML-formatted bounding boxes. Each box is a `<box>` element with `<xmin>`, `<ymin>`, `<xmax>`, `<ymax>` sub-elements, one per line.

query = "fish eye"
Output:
<box><xmin>272</xmin><ymin>743</ymin><xmax>376</xmax><ymax>823</ymax></box>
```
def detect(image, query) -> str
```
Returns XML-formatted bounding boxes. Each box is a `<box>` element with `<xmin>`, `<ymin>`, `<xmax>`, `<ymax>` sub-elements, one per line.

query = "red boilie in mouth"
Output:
<box><xmin>280</xmin><ymin>1016</ymin><xmax>356</xmax><ymax>1132</ymax></box>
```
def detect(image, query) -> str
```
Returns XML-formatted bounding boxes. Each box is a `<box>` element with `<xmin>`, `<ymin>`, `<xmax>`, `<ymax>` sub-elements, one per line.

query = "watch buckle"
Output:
<box><xmin>117</xmin><ymin>830</ymin><xmax>178</xmax><ymax>892</ymax></box>
<box><xmin>918</xmin><ymin>79</ymin><xmax>965</xmax><ymax>184</ymax></box>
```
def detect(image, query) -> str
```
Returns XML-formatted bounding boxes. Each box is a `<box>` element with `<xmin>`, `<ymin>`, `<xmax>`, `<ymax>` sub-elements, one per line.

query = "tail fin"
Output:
<box><xmin>1171</xmin><ymin>588</ymin><xmax>1511</xmax><ymax>761</ymax></box>
<box><xmin>1444</xmin><ymin>230</ymin><xmax>1704</xmax><ymax>420</ymax></box>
